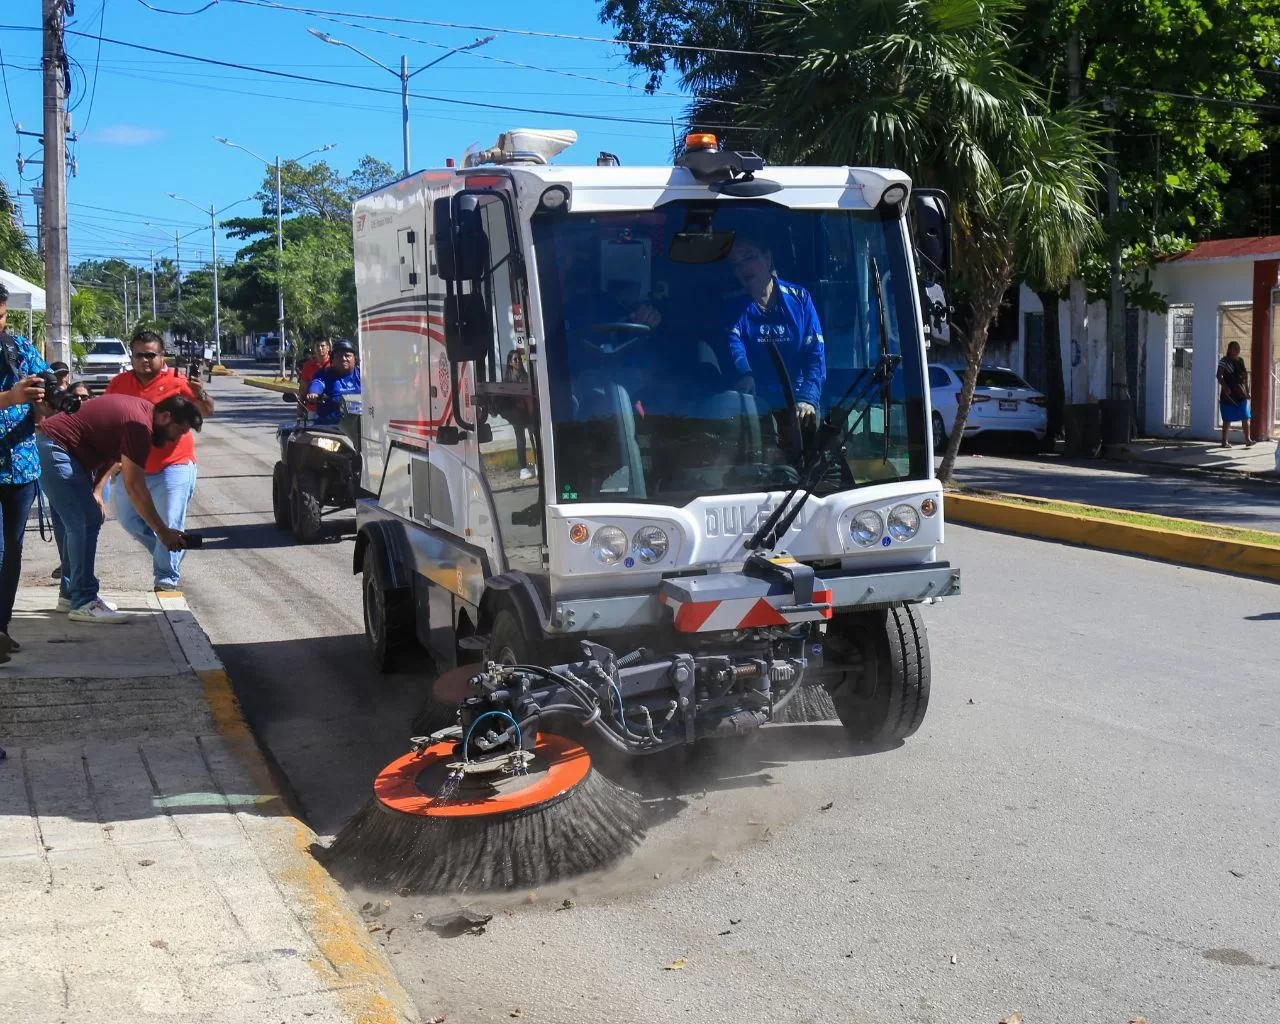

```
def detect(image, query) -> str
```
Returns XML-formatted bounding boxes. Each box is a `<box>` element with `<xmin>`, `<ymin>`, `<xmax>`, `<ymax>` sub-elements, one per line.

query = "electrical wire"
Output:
<box><xmin>79</xmin><ymin>0</ymin><xmax>108</xmax><ymax>133</ymax></box>
<box><xmin>0</xmin><ymin>41</ymin><xmax>18</xmax><ymax>128</ymax></box>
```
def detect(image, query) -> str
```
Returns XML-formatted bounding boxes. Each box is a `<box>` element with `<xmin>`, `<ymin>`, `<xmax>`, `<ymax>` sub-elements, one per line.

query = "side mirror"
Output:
<box><xmin>444</xmin><ymin>290</ymin><xmax>493</xmax><ymax>364</ymax></box>
<box><xmin>283</xmin><ymin>391</ymin><xmax>299</xmax><ymax>404</ymax></box>
<box><xmin>911</xmin><ymin>190</ymin><xmax>952</xmax><ymax>279</ymax></box>
<box><xmin>434</xmin><ymin>195</ymin><xmax>489</xmax><ymax>282</ymax></box>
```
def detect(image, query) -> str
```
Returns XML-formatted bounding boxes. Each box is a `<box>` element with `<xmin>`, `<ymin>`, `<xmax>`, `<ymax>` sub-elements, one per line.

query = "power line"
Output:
<box><xmin>79</xmin><ymin>0</ymin><xmax>108</xmax><ymax>132</ymax></box>
<box><xmin>0</xmin><ymin>41</ymin><xmax>17</xmax><ymax>128</ymax></box>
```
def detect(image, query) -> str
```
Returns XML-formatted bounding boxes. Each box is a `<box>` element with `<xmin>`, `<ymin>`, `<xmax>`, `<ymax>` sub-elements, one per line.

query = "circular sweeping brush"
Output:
<box><xmin>774</xmin><ymin>682</ymin><xmax>838</xmax><ymax>723</ymax></box>
<box><xmin>319</xmin><ymin>732</ymin><xmax>646</xmax><ymax>894</ymax></box>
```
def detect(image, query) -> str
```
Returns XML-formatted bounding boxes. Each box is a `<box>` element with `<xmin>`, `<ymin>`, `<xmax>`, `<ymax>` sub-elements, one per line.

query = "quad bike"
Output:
<box><xmin>272</xmin><ymin>391</ymin><xmax>363</xmax><ymax>543</ymax></box>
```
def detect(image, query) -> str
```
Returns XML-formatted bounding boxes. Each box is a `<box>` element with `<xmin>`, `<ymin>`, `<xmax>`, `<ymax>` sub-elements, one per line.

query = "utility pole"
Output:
<box><xmin>276</xmin><ymin>154</ymin><xmax>286</xmax><ymax>378</ymax></box>
<box><xmin>400</xmin><ymin>55</ymin><xmax>411</xmax><ymax>177</ymax></box>
<box><xmin>175</xmin><ymin>230</ymin><xmax>182</xmax><ymax>302</ymax></box>
<box><xmin>135</xmin><ymin>265</ymin><xmax>142</xmax><ymax>323</ymax></box>
<box><xmin>210</xmin><ymin>206</ymin><xmax>220</xmax><ymax>364</ymax></box>
<box><xmin>41</xmin><ymin>0</ymin><xmax>71</xmax><ymax>365</ymax></box>
<box><xmin>150</xmin><ymin>251</ymin><xmax>157</xmax><ymax>319</ymax></box>
<box><xmin>1104</xmin><ymin>110</ymin><xmax>1128</xmax><ymax>403</ymax></box>
<box><xmin>122</xmin><ymin>275</ymin><xmax>130</xmax><ymax>336</ymax></box>
<box><xmin>1065</xmin><ymin>30</ymin><xmax>1091</xmax><ymax>405</ymax></box>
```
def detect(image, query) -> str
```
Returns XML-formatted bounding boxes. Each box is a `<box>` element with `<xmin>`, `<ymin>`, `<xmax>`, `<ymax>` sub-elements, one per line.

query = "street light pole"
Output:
<box><xmin>308</xmin><ymin>29</ymin><xmax>494</xmax><ymax>175</ymax></box>
<box><xmin>150</xmin><ymin>251</ymin><xmax>157</xmax><ymax>320</ymax></box>
<box><xmin>214</xmin><ymin>138</ymin><xmax>336</xmax><ymax>377</ymax></box>
<box><xmin>210</xmin><ymin>204</ymin><xmax>219</xmax><ymax>364</ymax></box>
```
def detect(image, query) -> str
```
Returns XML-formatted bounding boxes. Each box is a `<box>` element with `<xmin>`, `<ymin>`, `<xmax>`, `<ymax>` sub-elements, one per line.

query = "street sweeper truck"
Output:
<box><xmin>329</xmin><ymin>129</ymin><xmax>961</xmax><ymax>892</ymax></box>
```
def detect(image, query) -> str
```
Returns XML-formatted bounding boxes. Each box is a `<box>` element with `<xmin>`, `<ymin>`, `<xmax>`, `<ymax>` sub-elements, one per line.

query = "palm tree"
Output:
<box><xmin>749</xmin><ymin>0</ymin><xmax>1101</xmax><ymax>480</ymax></box>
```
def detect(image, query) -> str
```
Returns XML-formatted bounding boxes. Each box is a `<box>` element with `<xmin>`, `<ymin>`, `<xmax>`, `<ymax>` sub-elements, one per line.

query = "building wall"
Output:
<box><xmin>1016</xmin><ymin>286</ymin><xmax>1109</xmax><ymax>404</ymax></box>
<box><xmin>1143</xmin><ymin>261</ymin><xmax>1254</xmax><ymax>440</ymax></box>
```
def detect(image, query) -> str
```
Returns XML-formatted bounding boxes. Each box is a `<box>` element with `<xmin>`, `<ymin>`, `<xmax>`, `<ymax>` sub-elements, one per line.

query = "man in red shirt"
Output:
<box><xmin>299</xmin><ymin>339</ymin><xmax>331</xmax><ymax>387</ymax></box>
<box><xmin>37</xmin><ymin>394</ymin><xmax>201</xmax><ymax>623</ymax></box>
<box><xmin>105</xmin><ymin>331</ymin><xmax>216</xmax><ymax>592</ymax></box>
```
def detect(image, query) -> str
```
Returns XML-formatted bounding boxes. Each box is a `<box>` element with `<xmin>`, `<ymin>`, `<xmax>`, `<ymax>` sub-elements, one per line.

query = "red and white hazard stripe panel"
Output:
<box><xmin>660</xmin><ymin>588</ymin><xmax>832</xmax><ymax>633</ymax></box>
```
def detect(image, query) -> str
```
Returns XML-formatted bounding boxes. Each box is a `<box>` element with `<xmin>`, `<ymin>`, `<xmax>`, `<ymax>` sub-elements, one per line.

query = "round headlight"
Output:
<box><xmin>851</xmin><ymin>510</ymin><xmax>884</xmax><ymax>547</ymax></box>
<box><xmin>591</xmin><ymin>525</ymin><xmax>628</xmax><ymax>564</ymax></box>
<box><xmin>633</xmin><ymin>525</ymin><xmax>668</xmax><ymax>563</ymax></box>
<box><xmin>888</xmin><ymin>503</ymin><xmax>921</xmax><ymax>541</ymax></box>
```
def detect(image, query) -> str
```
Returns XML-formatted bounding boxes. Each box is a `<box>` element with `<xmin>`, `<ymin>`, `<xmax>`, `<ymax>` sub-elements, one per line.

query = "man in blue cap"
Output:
<box><xmin>304</xmin><ymin>338</ymin><xmax>360</xmax><ymax>425</ymax></box>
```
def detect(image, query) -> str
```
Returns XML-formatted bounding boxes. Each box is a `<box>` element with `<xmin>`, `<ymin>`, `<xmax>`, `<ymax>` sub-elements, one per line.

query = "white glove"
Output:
<box><xmin>796</xmin><ymin>402</ymin><xmax>817</xmax><ymax>425</ymax></box>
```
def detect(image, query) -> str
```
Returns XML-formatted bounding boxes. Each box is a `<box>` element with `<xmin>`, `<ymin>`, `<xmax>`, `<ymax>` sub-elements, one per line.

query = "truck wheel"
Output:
<box><xmin>271</xmin><ymin>462</ymin><xmax>291</xmax><ymax>531</ymax></box>
<box><xmin>825</xmin><ymin>604</ymin><xmax>930</xmax><ymax>744</ymax></box>
<box><xmin>291</xmin><ymin>471</ymin><xmax>323</xmax><ymax>543</ymax></box>
<box><xmin>363</xmin><ymin>542</ymin><xmax>414</xmax><ymax>673</ymax></box>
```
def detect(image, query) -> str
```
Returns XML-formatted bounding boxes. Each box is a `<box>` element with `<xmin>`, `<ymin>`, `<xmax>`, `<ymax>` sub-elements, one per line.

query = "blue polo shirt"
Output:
<box><xmin>306</xmin><ymin>364</ymin><xmax>361</xmax><ymax>425</ymax></box>
<box><xmin>725</xmin><ymin>278</ymin><xmax>826</xmax><ymax>409</ymax></box>
<box><xmin>0</xmin><ymin>332</ymin><xmax>49</xmax><ymax>485</ymax></box>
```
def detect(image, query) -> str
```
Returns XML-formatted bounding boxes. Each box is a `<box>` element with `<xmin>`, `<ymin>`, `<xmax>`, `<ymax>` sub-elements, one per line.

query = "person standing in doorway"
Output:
<box><xmin>1216</xmin><ymin>341</ymin><xmax>1254</xmax><ymax>448</ymax></box>
<box><xmin>106</xmin><ymin>331</ymin><xmax>216</xmax><ymax>592</ymax></box>
<box><xmin>0</xmin><ymin>284</ymin><xmax>50</xmax><ymax>661</ymax></box>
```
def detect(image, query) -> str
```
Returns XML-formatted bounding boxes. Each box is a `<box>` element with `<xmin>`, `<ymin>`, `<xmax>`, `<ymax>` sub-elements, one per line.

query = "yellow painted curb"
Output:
<box><xmin>946</xmin><ymin>491</ymin><xmax>1280</xmax><ymax>583</ymax></box>
<box><xmin>194</xmin><ymin>664</ymin><xmax>419</xmax><ymax>1023</ymax></box>
<box><xmin>242</xmin><ymin>376</ymin><xmax>299</xmax><ymax>394</ymax></box>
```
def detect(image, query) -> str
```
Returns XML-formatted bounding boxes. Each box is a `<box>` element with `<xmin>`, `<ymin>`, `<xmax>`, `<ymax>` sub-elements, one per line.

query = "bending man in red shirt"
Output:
<box><xmin>105</xmin><ymin>331</ymin><xmax>216</xmax><ymax>592</ymax></box>
<box><xmin>37</xmin><ymin>394</ymin><xmax>201</xmax><ymax>623</ymax></box>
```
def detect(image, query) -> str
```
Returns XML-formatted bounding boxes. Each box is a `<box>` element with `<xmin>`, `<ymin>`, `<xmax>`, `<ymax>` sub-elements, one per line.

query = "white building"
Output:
<box><xmin>1015</xmin><ymin>236</ymin><xmax>1279</xmax><ymax>442</ymax></box>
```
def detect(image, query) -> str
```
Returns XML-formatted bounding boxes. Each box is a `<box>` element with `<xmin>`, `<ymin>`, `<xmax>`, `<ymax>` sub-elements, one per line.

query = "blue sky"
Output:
<box><xmin>0</xmin><ymin>1</ymin><xmax>693</xmax><ymax>275</ymax></box>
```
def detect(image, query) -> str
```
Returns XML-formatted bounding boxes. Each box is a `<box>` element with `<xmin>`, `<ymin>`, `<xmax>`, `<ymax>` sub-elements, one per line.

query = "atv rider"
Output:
<box><xmin>304</xmin><ymin>339</ymin><xmax>360</xmax><ymax>425</ymax></box>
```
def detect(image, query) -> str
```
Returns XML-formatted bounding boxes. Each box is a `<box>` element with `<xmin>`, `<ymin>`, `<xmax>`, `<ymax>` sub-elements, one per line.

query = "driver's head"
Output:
<box><xmin>331</xmin><ymin>339</ymin><xmax>357</xmax><ymax>372</ymax></box>
<box><xmin>729</xmin><ymin>238</ymin><xmax>774</xmax><ymax>293</ymax></box>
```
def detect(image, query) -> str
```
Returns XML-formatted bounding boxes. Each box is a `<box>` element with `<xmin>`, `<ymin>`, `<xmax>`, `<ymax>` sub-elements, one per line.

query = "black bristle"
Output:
<box><xmin>774</xmin><ymin>683</ymin><xmax>837</xmax><ymax>723</ymax></box>
<box><xmin>317</xmin><ymin>767</ymin><xmax>646</xmax><ymax>894</ymax></box>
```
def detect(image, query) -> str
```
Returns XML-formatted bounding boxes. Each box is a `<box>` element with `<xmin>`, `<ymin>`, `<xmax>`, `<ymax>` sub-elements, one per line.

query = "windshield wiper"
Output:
<box><xmin>744</xmin><ymin>257</ymin><xmax>900</xmax><ymax>553</ymax></box>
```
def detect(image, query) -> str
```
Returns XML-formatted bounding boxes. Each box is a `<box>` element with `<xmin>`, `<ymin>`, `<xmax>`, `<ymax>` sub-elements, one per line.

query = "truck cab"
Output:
<box><xmin>351</xmin><ymin>129</ymin><xmax>958</xmax><ymax>744</ymax></box>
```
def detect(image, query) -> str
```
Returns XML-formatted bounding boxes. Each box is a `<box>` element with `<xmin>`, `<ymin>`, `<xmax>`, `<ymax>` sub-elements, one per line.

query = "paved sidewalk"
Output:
<box><xmin>0</xmin><ymin>589</ymin><xmax>419</xmax><ymax>1024</ymax></box>
<box><xmin>951</xmin><ymin>454</ymin><xmax>1280</xmax><ymax>534</ymax></box>
<box><xmin>1116</xmin><ymin>437</ymin><xmax>1278</xmax><ymax>478</ymax></box>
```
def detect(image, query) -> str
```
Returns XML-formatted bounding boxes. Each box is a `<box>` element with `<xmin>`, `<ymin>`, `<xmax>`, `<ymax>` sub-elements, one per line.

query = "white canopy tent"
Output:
<box><xmin>0</xmin><ymin>268</ymin><xmax>45</xmax><ymax>341</ymax></box>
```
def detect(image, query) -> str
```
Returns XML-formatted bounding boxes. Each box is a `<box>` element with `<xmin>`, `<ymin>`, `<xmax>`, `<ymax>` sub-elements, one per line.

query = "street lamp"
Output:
<box><xmin>167</xmin><ymin>193</ymin><xmax>255</xmax><ymax>364</ymax></box>
<box><xmin>214</xmin><ymin>138</ymin><xmax>337</xmax><ymax>380</ymax></box>
<box><xmin>307</xmin><ymin>28</ymin><xmax>495</xmax><ymax>175</ymax></box>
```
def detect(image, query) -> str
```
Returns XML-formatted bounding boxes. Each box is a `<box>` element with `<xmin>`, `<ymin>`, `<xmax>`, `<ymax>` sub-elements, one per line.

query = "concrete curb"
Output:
<box><xmin>150</xmin><ymin>591</ymin><xmax>422</xmax><ymax>1024</ymax></box>
<box><xmin>242</xmin><ymin>377</ymin><xmax>298</xmax><ymax>394</ymax></box>
<box><xmin>945</xmin><ymin>491</ymin><xmax>1280</xmax><ymax>584</ymax></box>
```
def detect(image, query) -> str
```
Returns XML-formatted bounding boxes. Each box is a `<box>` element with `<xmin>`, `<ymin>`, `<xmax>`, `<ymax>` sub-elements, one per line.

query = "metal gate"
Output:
<box><xmin>1167</xmin><ymin>307</ymin><xmax>1193</xmax><ymax>429</ymax></box>
<box><xmin>1023</xmin><ymin>311</ymin><xmax>1047</xmax><ymax>392</ymax></box>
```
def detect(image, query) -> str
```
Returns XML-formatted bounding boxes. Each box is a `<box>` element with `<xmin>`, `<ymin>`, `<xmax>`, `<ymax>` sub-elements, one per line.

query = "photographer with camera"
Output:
<box><xmin>37</xmin><ymin>394</ymin><xmax>202</xmax><ymax>624</ymax></box>
<box><xmin>0</xmin><ymin>284</ymin><xmax>51</xmax><ymax>661</ymax></box>
<box><xmin>105</xmin><ymin>331</ymin><xmax>215</xmax><ymax>593</ymax></box>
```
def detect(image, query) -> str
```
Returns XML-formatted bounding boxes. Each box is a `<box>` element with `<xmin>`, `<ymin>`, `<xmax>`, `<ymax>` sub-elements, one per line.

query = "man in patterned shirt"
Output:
<box><xmin>0</xmin><ymin>283</ymin><xmax>51</xmax><ymax>662</ymax></box>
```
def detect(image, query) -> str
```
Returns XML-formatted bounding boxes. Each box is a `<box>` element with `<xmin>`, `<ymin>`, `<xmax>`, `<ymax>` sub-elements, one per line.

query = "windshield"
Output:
<box><xmin>533</xmin><ymin>201</ymin><xmax>928</xmax><ymax>506</ymax></box>
<box><xmin>976</xmin><ymin>369</ymin><xmax>1030</xmax><ymax>389</ymax></box>
<box><xmin>86</xmin><ymin>341</ymin><xmax>127</xmax><ymax>356</ymax></box>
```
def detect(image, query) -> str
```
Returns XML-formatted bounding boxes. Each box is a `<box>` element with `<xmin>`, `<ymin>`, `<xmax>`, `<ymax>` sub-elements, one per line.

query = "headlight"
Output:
<box><xmin>851</xmin><ymin>510</ymin><xmax>883</xmax><ymax>547</ymax></box>
<box><xmin>888</xmin><ymin>503</ymin><xmax>921</xmax><ymax>541</ymax></box>
<box><xmin>313</xmin><ymin>437</ymin><xmax>341</xmax><ymax>452</ymax></box>
<box><xmin>632</xmin><ymin>525</ymin><xmax>668</xmax><ymax>563</ymax></box>
<box><xmin>591</xmin><ymin>525</ymin><xmax>628</xmax><ymax>564</ymax></box>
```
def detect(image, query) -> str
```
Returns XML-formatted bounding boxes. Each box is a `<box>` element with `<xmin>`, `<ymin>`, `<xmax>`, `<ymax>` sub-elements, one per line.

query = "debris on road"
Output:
<box><xmin>1229</xmin><ymin>869</ymin><xmax>1245</xmax><ymax>878</ymax></box>
<box><xmin>718</xmin><ymin>929</ymin><xmax>731</xmax><ymax>936</ymax></box>
<box><xmin>510</xmin><ymin>1009</ymin><xmax>524</xmax><ymax>1018</ymax></box>
<box><xmin>426</xmin><ymin>909</ymin><xmax>493</xmax><ymax>937</ymax></box>
<box><xmin>664</xmin><ymin>957</ymin><xmax>687</xmax><ymax>971</ymax></box>
<box><xmin>999</xmin><ymin>1013</ymin><xmax>1023</xmax><ymax>1024</ymax></box>
<box><xmin>137</xmin><ymin>859</ymin><xmax>155</xmax><ymax>867</ymax></box>
<box><xmin>729</xmin><ymin>918</ymin><xmax>742</xmax><ymax>925</ymax></box>
<box><xmin>557</xmin><ymin>898</ymin><xmax>575</xmax><ymax>911</ymax></box>
<box><xmin>820</xmin><ymin>801</ymin><xmax>834</xmax><ymax>811</ymax></box>
<box><xmin>950</xmin><ymin>954</ymin><xmax>958</xmax><ymax>965</ymax></box>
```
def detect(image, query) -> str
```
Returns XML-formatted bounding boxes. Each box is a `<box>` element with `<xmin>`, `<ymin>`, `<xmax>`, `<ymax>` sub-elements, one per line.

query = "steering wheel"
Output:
<box><xmin>572</xmin><ymin>321</ymin><xmax>653</xmax><ymax>355</ymax></box>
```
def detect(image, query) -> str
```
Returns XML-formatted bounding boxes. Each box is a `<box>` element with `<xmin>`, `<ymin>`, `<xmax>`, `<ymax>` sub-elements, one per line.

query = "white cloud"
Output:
<box><xmin>83</xmin><ymin>123</ymin><xmax>165</xmax><ymax>146</ymax></box>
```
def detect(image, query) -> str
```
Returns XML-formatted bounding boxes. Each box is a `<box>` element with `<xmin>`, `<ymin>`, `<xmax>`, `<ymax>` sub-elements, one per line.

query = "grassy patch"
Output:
<box><xmin>949</xmin><ymin>486</ymin><xmax>1280</xmax><ymax>549</ymax></box>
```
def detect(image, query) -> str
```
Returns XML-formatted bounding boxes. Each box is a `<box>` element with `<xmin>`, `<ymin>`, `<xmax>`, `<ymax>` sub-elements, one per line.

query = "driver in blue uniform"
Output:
<box><xmin>305</xmin><ymin>339</ymin><xmax>361</xmax><ymax>425</ymax></box>
<box><xmin>723</xmin><ymin>237</ymin><xmax>826</xmax><ymax>427</ymax></box>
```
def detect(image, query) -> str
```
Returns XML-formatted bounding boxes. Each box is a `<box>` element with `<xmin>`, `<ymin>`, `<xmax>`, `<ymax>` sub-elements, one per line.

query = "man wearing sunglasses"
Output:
<box><xmin>105</xmin><ymin>331</ymin><xmax>215</xmax><ymax>593</ymax></box>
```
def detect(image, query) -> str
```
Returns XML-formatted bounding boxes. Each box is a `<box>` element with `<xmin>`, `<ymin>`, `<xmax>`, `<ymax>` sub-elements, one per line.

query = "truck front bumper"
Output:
<box><xmin>549</xmin><ymin>562</ymin><xmax>961</xmax><ymax>634</ymax></box>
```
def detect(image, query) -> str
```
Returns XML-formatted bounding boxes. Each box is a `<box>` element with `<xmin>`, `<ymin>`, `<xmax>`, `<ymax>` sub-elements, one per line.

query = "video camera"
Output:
<box><xmin>36</xmin><ymin>370</ymin><xmax>83</xmax><ymax>415</ymax></box>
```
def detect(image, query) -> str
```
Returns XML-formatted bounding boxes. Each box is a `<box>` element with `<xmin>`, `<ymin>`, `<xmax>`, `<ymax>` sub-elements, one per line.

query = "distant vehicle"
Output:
<box><xmin>928</xmin><ymin>364</ymin><xmax>1047</xmax><ymax>451</ymax></box>
<box><xmin>76</xmin><ymin>337</ymin><xmax>131</xmax><ymax>393</ymax></box>
<box><xmin>254</xmin><ymin>334</ymin><xmax>290</xmax><ymax>364</ymax></box>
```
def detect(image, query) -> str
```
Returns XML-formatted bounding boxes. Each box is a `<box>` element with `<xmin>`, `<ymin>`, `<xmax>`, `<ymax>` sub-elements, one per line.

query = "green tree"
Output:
<box><xmin>0</xmin><ymin>178</ymin><xmax>41</xmax><ymax>283</ymax></box>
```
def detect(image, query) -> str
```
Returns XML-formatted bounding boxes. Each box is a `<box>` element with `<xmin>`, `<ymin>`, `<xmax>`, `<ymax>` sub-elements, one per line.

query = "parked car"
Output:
<box><xmin>928</xmin><ymin>364</ymin><xmax>1048</xmax><ymax>451</ymax></box>
<box><xmin>76</xmin><ymin>337</ymin><xmax>131</xmax><ymax>393</ymax></box>
<box><xmin>254</xmin><ymin>335</ymin><xmax>282</xmax><ymax>364</ymax></box>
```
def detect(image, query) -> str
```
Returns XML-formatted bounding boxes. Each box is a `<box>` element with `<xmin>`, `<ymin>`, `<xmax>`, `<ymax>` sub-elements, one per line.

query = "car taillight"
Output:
<box><xmin>970</xmin><ymin>394</ymin><xmax>992</xmax><ymax>404</ymax></box>
<box><xmin>1027</xmin><ymin>396</ymin><xmax>1047</xmax><ymax>407</ymax></box>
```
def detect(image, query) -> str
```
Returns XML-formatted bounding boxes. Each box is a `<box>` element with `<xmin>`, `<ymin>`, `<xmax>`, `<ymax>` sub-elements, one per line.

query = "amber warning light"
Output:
<box><xmin>684</xmin><ymin>133</ymin><xmax>718</xmax><ymax>152</ymax></box>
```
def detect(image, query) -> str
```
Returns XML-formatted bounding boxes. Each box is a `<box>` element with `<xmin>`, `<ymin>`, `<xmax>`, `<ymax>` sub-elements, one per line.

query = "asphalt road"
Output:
<box><xmin>82</xmin><ymin>372</ymin><xmax>1280</xmax><ymax>1024</ymax></box>
<box><xmin>949</xmin><ymin>451</ymin><xmax>1280</xmax><ymax>534</ymax></box>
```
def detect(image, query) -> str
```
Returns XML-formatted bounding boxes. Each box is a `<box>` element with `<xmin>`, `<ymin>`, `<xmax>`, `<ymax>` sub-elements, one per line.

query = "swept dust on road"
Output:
<box><xmin>151</xmin><ymin>376</ymin><xmax>1278</xmax><ymax>1023</ymax></box>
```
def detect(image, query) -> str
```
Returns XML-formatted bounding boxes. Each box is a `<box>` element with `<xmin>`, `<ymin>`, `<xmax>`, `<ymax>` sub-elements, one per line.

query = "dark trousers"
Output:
<box><xmin>0</xmin><ymin>480</ymin><xmax>37</xmax><ymax>633</ymax></box>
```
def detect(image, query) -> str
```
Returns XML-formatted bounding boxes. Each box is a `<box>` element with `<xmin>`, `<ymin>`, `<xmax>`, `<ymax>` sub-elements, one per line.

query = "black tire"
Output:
<box><xmin>362</xmin><ymin>542</ymin><xmax>414</xmax><ymax>673</ymax></box>
<box><xmin>271</xmin><ymin>462</ymin><xmax>291</xmax><ymax>531</ymax></box>
<box><xmin>291</xmin><ymin>470</ymin><xmax>323</xmax><ymax>543</ymax></box>
<box><xmin>932</xmin><ymin>411</ymin><xmax>947</xmax><ymax>454</ymax></box>
<box><xmin>825</xmin><ymin>603</ymin><xmax>931</xmax><ymax>743</ymax></box>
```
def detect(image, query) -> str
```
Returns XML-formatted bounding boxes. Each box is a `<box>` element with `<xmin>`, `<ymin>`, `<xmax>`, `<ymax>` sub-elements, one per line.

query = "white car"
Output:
<box><xmin>77</xmin><ymin>337</ymin><xmax>132</xmax><ymax>393</ymax></box>
<box><xmin>928</xmin><ymin>364</ymin><xmax>1048</xmax><ymax>450</ymax></box>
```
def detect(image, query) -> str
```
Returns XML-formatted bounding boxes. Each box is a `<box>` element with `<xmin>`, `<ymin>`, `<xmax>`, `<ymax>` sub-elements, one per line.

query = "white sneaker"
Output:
<box><xmin>56</xmin><ymin>595</ymin><xmax>117</xmax><ymax>613</ymax></box>
<box><xmin>519</xmin><ymin>467</ymin><xmax>535</xmax><ymax>480</ymax></box>
<box><xmin>68</xmin><ymin>599</ymin><xmax>128</xmax><ymax>624</ymax></box>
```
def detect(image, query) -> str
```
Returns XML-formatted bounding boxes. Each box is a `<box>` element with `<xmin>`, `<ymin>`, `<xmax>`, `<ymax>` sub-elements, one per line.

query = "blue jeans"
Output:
<box><xmin>113</xmin><ymin>461</ymin><xmax>197</xmax><ymax>588</ymax></box>
<box><xmin>36</xmin><ymin>437</ymin><xmax>102</xmax><ymax>610</ymax></box>
<box><xmin>0</xmin><ymin>480</ymin><xmax>38</xmax><ymax>631</ymax></box>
